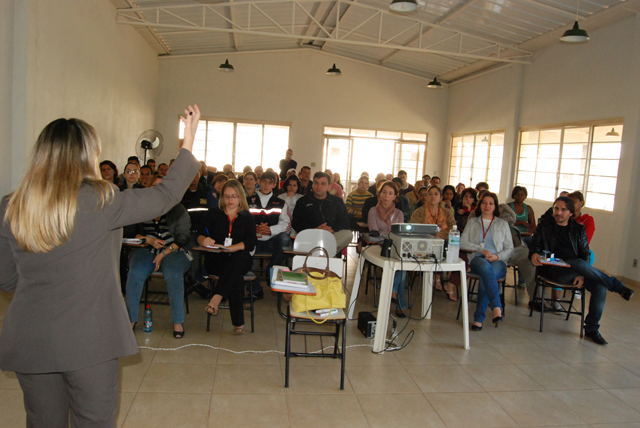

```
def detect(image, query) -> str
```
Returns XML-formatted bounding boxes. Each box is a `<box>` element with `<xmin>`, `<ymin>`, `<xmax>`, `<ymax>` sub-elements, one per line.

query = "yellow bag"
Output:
<box><xmin>291</xmin><ymin>249</ymin><xmax>346</xmax><ymax>323</ymax></box>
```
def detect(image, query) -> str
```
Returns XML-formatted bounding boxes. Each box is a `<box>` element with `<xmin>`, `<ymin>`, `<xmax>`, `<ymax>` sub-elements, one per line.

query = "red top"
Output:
<box><xmin>574</xmin><ymin>213</ymin><xmax>595</xmax><ymax>244</ymax></box>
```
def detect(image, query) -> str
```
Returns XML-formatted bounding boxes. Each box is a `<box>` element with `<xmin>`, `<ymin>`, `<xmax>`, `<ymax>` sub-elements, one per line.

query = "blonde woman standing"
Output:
<box><xmin>0</xmin><ymin>105</ymin><xmax>201</xmax><ymax>426</ymax></box>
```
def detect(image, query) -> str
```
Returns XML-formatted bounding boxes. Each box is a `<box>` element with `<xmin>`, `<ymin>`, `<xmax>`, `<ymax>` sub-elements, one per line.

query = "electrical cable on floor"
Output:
<box><xmin>138</xmin><ymin>343</ymin><xmax>372</xmax><ymax>354</ymax></box>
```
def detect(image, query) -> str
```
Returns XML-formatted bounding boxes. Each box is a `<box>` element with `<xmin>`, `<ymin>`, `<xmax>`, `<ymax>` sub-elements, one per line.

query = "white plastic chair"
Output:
<box><xmin>293</xmin><ymin>229</ymin><xmax>337</xmax><ymax>257</ymax></box>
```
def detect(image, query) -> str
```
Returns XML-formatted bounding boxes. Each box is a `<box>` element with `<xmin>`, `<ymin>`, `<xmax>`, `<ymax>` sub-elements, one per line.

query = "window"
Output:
<box><xmin>323</xmin><ymin>127</ymin><xmax>427</xmax><ymax>191</ymax></box>
<box><xmin>516</xmin><ymin>122</ymin><xmax>622</xmax><ymax>211</ymax></box>
<box><xmin>179</xmin><ymin>118</ymin><xmax>290</xmax><ymax>172</ymax></box>
<box><xmin>449</xmin><ymin>132</ymin><xmax>504</xmax><ymax>194</ymax></box>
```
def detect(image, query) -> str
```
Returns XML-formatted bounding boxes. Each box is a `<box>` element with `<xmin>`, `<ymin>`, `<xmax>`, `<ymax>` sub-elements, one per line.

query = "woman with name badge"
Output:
<box><xmin>460</xmin><ymin>192</ymin><xmax>513</xmax><ymax>330</ymax></box>
<box><xmin>198</xmin><ymin>180</ymin><xmax>256</xmax><ymax>335</ymax></box>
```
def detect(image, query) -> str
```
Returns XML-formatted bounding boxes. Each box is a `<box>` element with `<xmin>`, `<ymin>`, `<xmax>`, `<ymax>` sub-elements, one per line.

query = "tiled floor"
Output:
<box><xmin>2</xmin><ymin>248</ymin><xmax>640</xmax><ymax>427</ymax></box>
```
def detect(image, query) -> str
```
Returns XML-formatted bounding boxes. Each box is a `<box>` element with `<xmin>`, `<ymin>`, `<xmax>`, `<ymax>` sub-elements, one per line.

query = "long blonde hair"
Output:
<box><xmin>4</xmin><ymin>118</ymin><xmax>114</xmax><ymax>253</ymax></box>
<box><xmin>219</xmin><ymin>179</ymin><xmax>249</xmax><ymax>212</ymax></box>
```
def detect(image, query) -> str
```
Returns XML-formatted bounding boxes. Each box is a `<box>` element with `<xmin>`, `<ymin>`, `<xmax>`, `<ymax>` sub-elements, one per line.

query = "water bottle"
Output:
<box><xmin>446</xmin><ymin>225</ymin><xmax>460</xmax><ymax>264</ymax></box>
<box><xmin>143</xmin><ymin>304</ymin><xmax>153</xmax><ymax>333</ymax></box>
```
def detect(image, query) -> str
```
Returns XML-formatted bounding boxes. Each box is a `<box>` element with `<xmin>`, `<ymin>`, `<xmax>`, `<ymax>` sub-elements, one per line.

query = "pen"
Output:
<box><xmin>205</xmin><ymin>227</ymin><xmax>210</xmax><ymax>236</ymax></box>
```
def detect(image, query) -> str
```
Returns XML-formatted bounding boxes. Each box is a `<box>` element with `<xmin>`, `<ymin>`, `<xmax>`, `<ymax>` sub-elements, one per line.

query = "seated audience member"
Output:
<box><xmin>198</xmin><ymin>180</ymin><xmax>256</xmax><ymax>336</ymax></box>
<box><xmin>430</xmin><ymin>176</ymin><xmax>441</xmax><ymax>188</ymax></box>
<box><xmin>333</xmin><ymin>173</ymin><xmax>344</xmax><ymax>192</ymax></box>
<box><xmin>461</xmin><ymin>192</ymin><xmax>513</xmax><ymax>331</ymax></box>
<box><xmin>147</xmin><ymin>158</ymin><xmax>156</xmax><ymax>174</ymax></box>
<box><xmin>509</xmin><ymin>186</ymin><xmax>536</xmax><ymax>234</ymax></box>
<box><xmin>117</xmin><ymin>156</ymin><xmax>142</xmax><ymax>187</ymax></box>
<box><xmin>346</xmin><ymin>176</ymin><xmax>374</xmax><ymax>228</ymax></box>
<box><xmin>397</xmin><ymin>170</ymin><xmax>414</xmax><ymax>196</ymax></box>
<box><xmin>529</xmin><ymin>196</ymin><xmax>634</xmax><ymax>345</ymax></box>
<box><xmin>405</xmin><ymin>180</ymin><xmax>423</xmax><ymax>206</ymax></box>
<box><xmin>247</xmin><ymin>171</ymin><xmax>290</xmax><ymax>294</ymax></box>
<box><xmin>238</xmin><ymin>165</ymin><xmax>252</xmax><ymax>185</ymax></box>
<box><xmin>280</xmin><ymin>168</ymin><xmax>296</xmax><ymax>188</ymax></box>
<box><xmin>181</xmin><ymin>170</ymin><xmax>209</xmax><ymax>297</ymax></box>
<box><xmin>279</xmin><ymin>148</ymin><xmax>297</xmax><ymax>181</ymax></box>
<box><xmin>475</xmin><ymin>181</ymin><xmax>489</xmax><ymax>192</ymax></box>
<box><xmin>385</xmin><ymin>173</ymin><xmax>394</xmax><ymax>182</ymax></box>
<box><xmin>199</xmin><ymin>161</ymin><xmax>214</xmax><ymax>187</ymax></box>
<box><xmin>119</xmin><ymin>163</ymin><xmax>145</xmax><ymax>191</ymax></box>
<box><xmin>100</xmin><ymin>160</ymin><xmax>120</xmax><ymax>186</ymax></box>
<box><xmin>568</xmin><ymin>191</ymin><xmax>595</xmax><ymax>244</ymax></box>
<box><xmin>254</xmin><ymin>165</ymin><xmax>264</xmax><ymax>180</ymax></box>
<box><xmin>222</xmin><ymin>164</ymin><xmax>234</xmax><ymax>175</ymax></box>
<box><xmin>139</xmin><ymin>165</ymin><xmax>153</xmax><ymax>187</ymax></box>
<box><xmin>324</xmin><ymin>169</ymin><xmax>343</xmax><ymax>199</ymax></box>
<box><xmin>367</xmin><ymin>181</ymin><xmax>407</xmax><ymax>317</ymax></box>
<box><xmin>456</xmin><ymin>182</ymin><xmax>466</xmax><ymax>196</ymax></box>
<box><xmin>243</xmin><ymin>171</ymin><xmax>258</xmax><ymax>197</ymax></box>
<box><xmin>362</xmin><ymin>178</ymin><xmax>398</xmax><ymax>221</ymax></box>
<box><xmin>225</xmin><ymin>171</ymin><xmax>236</xmax><ymax>180</ymax></box>
<box><xmin>157</xmin><ymin>163</ymin><xmax>169</xmax><ymax>177</ymax></box>
<box><xmin>442</xmin><ymin>185</ymin><xmax>458</xmax><ymax>211</ymax></box>
<box><xmin>422</xmin><ymin>174</ymin><xmax>431</xmax><ymax>186</ymax></box>
<box><xmin>409</xmin><ymin>186</ymin><xmax>428</xmax><ymax>218</ymax></box>
<box><xmin>207</xmin><ymin>174</ymin><xmax>229</xmax><ymax>209</ymax></box>
<box><xmin>540</xmin><ymin>191</ymin><xmax>570</xmax><ymax>222</ymax></box>
<box><xmin>125</xmin><ymin>176</ymin><xmax>191</xmax><ymax>339</ymax></box>
<box><xmin>410</xmin><ymin>185</ymin><xmax>456</xmax><ymax>299</ymax></box>
<box><xmin>278</xmin><ymin>175</ymin><xmax>304</xmax><ymax>228</ymax></box>
<box><xmin>454</xmin><ymin>187</ymin><xmax>477</xmax><ymax>232</ymax></box>
<box><xmin>392</xmin><ymin>177</ymin><xmax>411</xmax><ymax>221</ymax></box>
<box><xmin>292</xmin><ymin>172</ymin><xmax>352</xmax><ymax>253</ymax></box>
<box><xmin>297</xmin><ymin>166</ymin><xmax>313</xmax><ymax>195</ymax></box>
<box><xmin>368</xmin><ymin>173</ymin><xmax>386</xmax><ymax>195</ymax></box>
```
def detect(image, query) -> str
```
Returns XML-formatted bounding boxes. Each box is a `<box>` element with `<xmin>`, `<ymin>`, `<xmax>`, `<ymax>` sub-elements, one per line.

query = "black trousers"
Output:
<box><xmin>16</xmin><ymin>358</ymin><xmax>119</xmax><ymax>428</ymax></box>
<box><xmin>205</xmin><ymin>251</ymin><xmax>252</xmax><ymax>326</ymax></box>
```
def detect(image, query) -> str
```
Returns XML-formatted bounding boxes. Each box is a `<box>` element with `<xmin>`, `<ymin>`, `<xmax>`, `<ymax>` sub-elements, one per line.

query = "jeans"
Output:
<box><xmin>543</xmin><ymin>258</ymin><xmax>625</xmax><ymax>333</ymax></box>
<box><xmin>125</xmin><ymin>248</ymin><xmax>191</xmax><ymax>324</ymax></box>
<box><xmin>393</xmin><ymin>271</ymin><xmax>407</xmax><ymax>310</ymax></box>
<box><xmin>470</xmin><ymin>257</ymin><xmax>506</xmax><ymax>323</ymax></box>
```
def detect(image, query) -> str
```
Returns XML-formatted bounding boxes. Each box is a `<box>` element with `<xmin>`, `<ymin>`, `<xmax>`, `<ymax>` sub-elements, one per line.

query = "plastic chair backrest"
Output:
<box><xmin>293</xmin><ymin>229</ymin><xmax>337</xmax><ymax>257</ymax></box>
<box><xmin>292</xmin><ymin>255</ymin><xmax>343</xmax><ymax>278</ymax></box>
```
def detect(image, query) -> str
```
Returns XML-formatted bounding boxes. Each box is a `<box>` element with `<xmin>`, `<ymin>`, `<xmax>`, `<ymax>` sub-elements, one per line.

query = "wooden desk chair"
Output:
<box><xmin>143</xmin><ymin>271</ymin><xmax>190</xmax><ymax>314</ymax></box>
<box><xmin>506</xmin><ymin>262</ymin><xmax>520</xmax><ymax>307</ymax></box>
<box><xmin>285</xmin><ymin>255</ymin><xmax>347</xmax><ymax>390</ymax></box>
<box><xmin>205</xmin><ymin>272</ymin><xmax>257</xmax><ymax>333</ymax></box>
<box><xmin>528</xmin><ymin>273</ymin><xmax>585</xmax><ymax>336</ymax></box>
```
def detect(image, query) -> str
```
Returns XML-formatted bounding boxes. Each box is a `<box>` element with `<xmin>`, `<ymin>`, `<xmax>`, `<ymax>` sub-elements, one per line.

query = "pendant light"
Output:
<box><xmin>389</xmin><ymin>0</ymin><xmax>418</xmax><ymax>13</ymax></box>
<box><xmin>326</xmin><ymin>64</ymin><xmax>342</xmax><ymax>76</ymax></box>
<box><xmin>427</xmin><ymin>77</ymin><xmax>443</xmax><ymax>89</ymax></box>
<box><xmin>218</xmin><ymin>59</ymin><xmax>235</xmax><ymax>72</ymax></box>
<box><xmin>561</xmin><ymin>0</ymin><xmax>589</xmax><ymax>43</ymax></box>
<box><xmin>606</xmin><ymin>128</ymin><xmax>620</xmax><ymax>137</ymax></box>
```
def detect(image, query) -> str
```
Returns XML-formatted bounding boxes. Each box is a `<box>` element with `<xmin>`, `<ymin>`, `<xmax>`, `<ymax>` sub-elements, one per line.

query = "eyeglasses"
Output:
<box><xmin>223</xmin><ymin>194</ymin><xmax>240</xmax><ymax>200</ymax></box>
<box><xmin>126</xmin><ymin>170</ymin><xmax>140</xmax><ymax>175</ymax></box>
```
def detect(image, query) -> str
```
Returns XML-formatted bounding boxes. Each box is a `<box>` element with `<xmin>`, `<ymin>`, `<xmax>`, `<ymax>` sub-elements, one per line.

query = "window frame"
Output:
<box><xmin>516</xmin><ymin>118</ymin><xmax>624</xmax><ymax>212</ymax></box>
<box><xmin>449</xmin><ymin>129</ymin><xmax>505</xmax><ymax>194</ymax></box>
<box><xmin>178</xmin><ymin>115</ymin><xmax>291</xmax><ymax>172</ymax></box>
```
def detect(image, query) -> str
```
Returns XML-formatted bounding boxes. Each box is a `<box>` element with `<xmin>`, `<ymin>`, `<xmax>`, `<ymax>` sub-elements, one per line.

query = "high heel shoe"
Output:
<box><xmin>492</xmin><ymin>309</ymin><xmax>503</xmax><ymax>327</ymax></box>
<box><xmin>471</xmin><ymin>324</ymin><xmax>483</xmax><ymax>331</ymax></box>
<box><xmin>173</xmin><ymin>325</ymin><xmax>185</xmax><ymax>339</ymax></box>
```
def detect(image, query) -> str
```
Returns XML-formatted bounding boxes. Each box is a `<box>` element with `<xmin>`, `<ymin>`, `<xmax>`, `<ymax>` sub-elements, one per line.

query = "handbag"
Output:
<box><xmin>291</xmin><ymin>248</ymin><xmax>346</xmax><ymax>323</ymax></box>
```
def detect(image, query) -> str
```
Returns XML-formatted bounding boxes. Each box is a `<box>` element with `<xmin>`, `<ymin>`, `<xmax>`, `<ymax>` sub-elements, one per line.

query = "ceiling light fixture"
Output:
<box><xmin>561</xmin><ymin>0</ymin><xmax>589</xmax><ymax>43</ymax></box>
<box><xmin>427</xmin><ymin>77</ymin><xmax>443</xmax><ymax>89</ymax></box>
<box><xmin>218</xmin><ymin>59</ymin><xmax>235</xmax><ymax>72</ymax></box>
<box><xmin>481</xmin><ymin>136</ymin><xmax>489</xmax><ymax>143</ymax></box>
<box><xmin>389</xmin><ymin>0</ymin><xmax>418</xmax><ymax>13</ymax></box>
<box><xmin>326</xmin><ymin>64</ymin><xmax>342</xmax><ymax>76</ymax></box>
<box><xmin>606</xmin><ymin>127</ymin><xmax>620</xmax><ymax>137</ymax></box>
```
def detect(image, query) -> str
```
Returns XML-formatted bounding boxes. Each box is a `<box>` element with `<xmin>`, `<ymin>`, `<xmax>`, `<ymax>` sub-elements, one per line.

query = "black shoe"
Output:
<box><xmin>620</xmin><ymin>286</ymin><xmax>635</xmax><ymax>301</ymax></box>
<box><xmin>584</xmin><ymin>330</ymin><xmax>608</xmax><ymax>345</ymax></box>
<box><xmin>173</xmin><ymin>326</ymin><xmax>185</xmax><ymax>339</ymax></box>
<box><xmin>395</xmin><ymin>308</ymin><xmax>406</xmax><ymax>318</ymax></box>
<box><xmin>252</xmin><ymin>289</ymin><xmax>264</xmax><ymax>300</ymax></box>
<box><xmin>471</xmin><ymin>324</ymin><xmax>483</xmax><ymax>331</ymax></box>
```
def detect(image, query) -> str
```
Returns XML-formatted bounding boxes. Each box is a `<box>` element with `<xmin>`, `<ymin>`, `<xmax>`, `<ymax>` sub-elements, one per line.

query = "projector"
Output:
<box><xmin>389</xmin><ymin>232</ymin><xmax>445</xmax><ymax>262</ymax></box>
<box><xmin>390</xmin><ymin>223</ymin><xmax>440</xmax><ymax>236</ymax></box>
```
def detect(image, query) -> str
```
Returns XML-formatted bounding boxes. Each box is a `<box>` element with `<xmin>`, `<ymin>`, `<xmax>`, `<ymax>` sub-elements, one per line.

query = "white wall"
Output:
<box><xmin>155</xmin><ymin>50</ymin><xmax>448</xmax><ymax>178</ymax></box>
<box><xmin>445</xmin><ymin>16</ymin><xmax>640</xmax><ymax>280</ymax></box>
<box><xmin>3</xmin><ymin>0</ymin><xmax>158</xmax><ymax>196</ymax></box>
<box><xmin>0</xmin><ymin>0</ymin><xmax>14</xmax><ymax>198</ymax></box>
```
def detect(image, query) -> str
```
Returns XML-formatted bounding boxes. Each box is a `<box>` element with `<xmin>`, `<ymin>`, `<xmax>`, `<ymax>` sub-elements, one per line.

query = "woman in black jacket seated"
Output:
<box><xmin>198</xmin><ymin>180</ymin><xmax>257</xmax><ymax>335</ymax></box>
<box><xmin>125</xmin><ymin>176</ymin><xmax>192</xmax><ymax>338</ymax></box>
<box><xmin>119</xmin><ymin>162</ymin><xmax>145</xmax><ymax>191</ymax></box>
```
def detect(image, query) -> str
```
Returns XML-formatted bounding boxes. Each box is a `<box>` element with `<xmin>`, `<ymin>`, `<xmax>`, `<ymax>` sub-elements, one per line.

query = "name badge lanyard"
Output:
<box><xmin>480</xmin><ymin>217</ymin><xmax>494</xmax><ymax>249</ymax></box>
<box><xmin>225</xmin><ymin>215</ymin><xmax>236</xmax><ymax>247</ymax></box>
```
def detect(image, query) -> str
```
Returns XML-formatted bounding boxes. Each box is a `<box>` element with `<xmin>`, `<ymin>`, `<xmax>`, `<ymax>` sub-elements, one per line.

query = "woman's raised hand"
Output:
<box><xmin>180</xmin><ymin>104</ymin><xmax>201</xmax><ymax>152</ymax></box>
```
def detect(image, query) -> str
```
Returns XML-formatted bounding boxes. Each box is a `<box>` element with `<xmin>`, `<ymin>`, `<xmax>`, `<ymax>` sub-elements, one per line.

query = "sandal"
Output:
<box><xmin>173</xmin><ymin>325</ymin><xmax>185</xmax><ymax>339</ymax></box>
<box><xmin>434</xmin><ymin>275</ymin><xmax>443</xmax><ymax>291</ymax></box>
<box><xmin>444</xmin><ymin>283</ymin><xmax>458</xmax><ymax>302</ymax></box>
<box><xmin>233</xmin><ymin>326</ymin><xmax>244</xmax><ymax>336</ymax></box>
<box><xmin>205</xmin><ymin>305</ymin><xmax>218</xmax><ymax>316</ymax></box>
